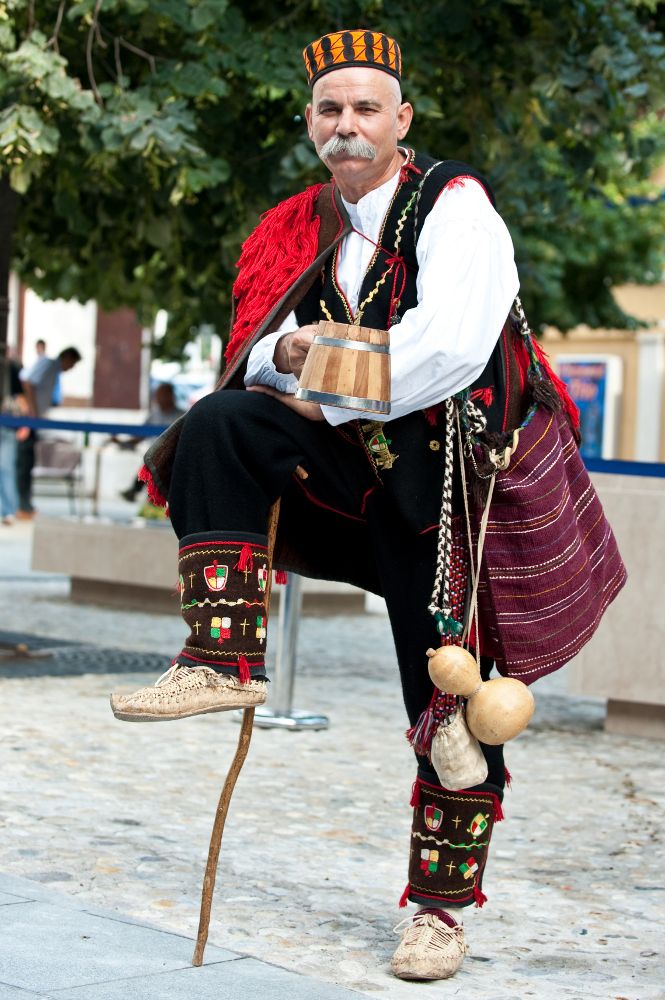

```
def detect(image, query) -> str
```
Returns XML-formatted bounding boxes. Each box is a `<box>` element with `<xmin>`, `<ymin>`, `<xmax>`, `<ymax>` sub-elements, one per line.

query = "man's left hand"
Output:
<box><xmin>247</xmin><ymin>384</ymin><xmax>324</xmax><ymax>421</ymax></box>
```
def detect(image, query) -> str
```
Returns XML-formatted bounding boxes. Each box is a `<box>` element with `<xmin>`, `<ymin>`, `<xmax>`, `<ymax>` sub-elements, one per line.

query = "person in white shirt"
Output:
<box><xmin>112</xmin><ymin>30</ymin><xmax>525</xmax><ymax>981</ymax></box>
<box><xmin>115</xmin><ymin>383</ymin><xmax>186</xmax><ymax>502</ymax></box>
<box><xmin>17</xmin><ymin>346</ymin><xmax>81</xmax><ymax>516</ymax></box>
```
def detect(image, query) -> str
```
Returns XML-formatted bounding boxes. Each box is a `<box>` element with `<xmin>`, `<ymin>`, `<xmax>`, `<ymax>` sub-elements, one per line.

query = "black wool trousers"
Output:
<box><xmin>168</xmin><ymin>390</ymin><xmax>504</xmax><ymax>792</ymax></box>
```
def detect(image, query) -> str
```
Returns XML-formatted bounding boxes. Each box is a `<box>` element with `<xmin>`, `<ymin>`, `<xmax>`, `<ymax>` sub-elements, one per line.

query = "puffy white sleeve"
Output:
<box><xmin>244</xmin><ymin>312</ymin><xmax>300</xmax><ymax>394</ymax></box>
<box><xmin>321</xmin><ymin>178</ymin><xmax>519</xmax><ymax>426</ymax></box>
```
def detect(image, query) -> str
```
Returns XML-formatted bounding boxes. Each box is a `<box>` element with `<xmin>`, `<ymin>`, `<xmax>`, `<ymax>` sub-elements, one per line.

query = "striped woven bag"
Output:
<box><xmin>464</xmin><ymin>304</ymin><xmax>627</xmax><ymax>684</ymax></box>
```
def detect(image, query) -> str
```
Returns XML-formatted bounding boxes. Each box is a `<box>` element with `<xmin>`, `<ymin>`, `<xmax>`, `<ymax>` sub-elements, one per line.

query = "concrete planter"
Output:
<box><xmin>31</xmin><ymin>518</ymin><xmax>365</xmax><ymax>616</ymax></box>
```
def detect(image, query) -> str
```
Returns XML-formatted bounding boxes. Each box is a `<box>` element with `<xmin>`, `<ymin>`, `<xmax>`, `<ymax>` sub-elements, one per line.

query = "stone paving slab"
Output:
<box><xmin>0</xmin><ymin>893</ymin><xmax>28</xmax><ymax>906</ymax></box>
<box><xmin>0</xmin><ymin>986</ymin><xmax>53</xmax><ymax>1000</ymax></box>
<box><xmin>52</xmin><ymin>958</ymin><xmax>362</xmax><ymax>1000</ymax></box>
<box><xmin>0</xmin><ymin>898</ymin><xmax>236</xmax><ymax>993</ymax></box>
<box><xmin>0</xmin><ymin>876</ymin><xmax>360</xmax><ymax>1000</ymax></box>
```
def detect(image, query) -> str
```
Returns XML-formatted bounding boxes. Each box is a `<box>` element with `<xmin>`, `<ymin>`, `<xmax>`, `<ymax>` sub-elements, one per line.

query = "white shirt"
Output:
<box><xmin>244</xmin><ymin>164</ymin><xmax>519</xmax><ymax>425</ymax></box>
<box><xmin>19</xmin><ymin>356</ymin><xmax>61</xmax><ymax>418</ymax></box>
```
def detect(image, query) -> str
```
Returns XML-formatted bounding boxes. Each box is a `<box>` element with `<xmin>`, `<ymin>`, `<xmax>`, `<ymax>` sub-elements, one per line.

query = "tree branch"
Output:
<box><xmin>117</xmin><ymin>37</ymin><xmax>156</xmax><ymax>74</ymax></box>
<box><xmin>86</xmin><ymin>0</ymin><xmax>104</xmax><ymax>106</ymax></box>
<box><xmin>46</xmin><ymin>1</ymin><xmax>67</xmax><ymax>54</ymax></box>
<box><xmin>114</xmin><ymin>36</ymin><xmax>123</xmax><ymax>82</ymax></box>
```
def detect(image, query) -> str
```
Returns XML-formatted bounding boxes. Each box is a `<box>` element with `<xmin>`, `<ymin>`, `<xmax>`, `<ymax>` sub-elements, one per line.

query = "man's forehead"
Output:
<box><xmin>311</xmin><ymin>66</ymin><xmax>397</xmax><ymax>103</ymax></box>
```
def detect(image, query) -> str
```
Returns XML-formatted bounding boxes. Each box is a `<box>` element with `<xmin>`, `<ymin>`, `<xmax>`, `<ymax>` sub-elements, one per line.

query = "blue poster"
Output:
<box><xmin>557</xmin><ymin>361</ymin><xmax>608</xmax><ymax>459</ymax></box>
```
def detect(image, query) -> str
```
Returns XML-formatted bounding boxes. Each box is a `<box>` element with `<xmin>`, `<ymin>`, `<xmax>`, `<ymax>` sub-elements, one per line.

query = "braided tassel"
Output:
<box><xmin>427</xmin><ymin>398</ymin><xmax>462</xmax><ymax>636</ymax></box>
<box><xmin>406</xmin><ymin>689</ymin><xmax>438</xmax><ymax>756</ymax></box>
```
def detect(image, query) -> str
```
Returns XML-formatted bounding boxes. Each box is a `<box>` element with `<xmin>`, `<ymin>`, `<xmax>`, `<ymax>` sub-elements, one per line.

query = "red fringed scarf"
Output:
<box><xmin>225</xmin><ymin>183</ymin><xmax>325</xmax><ymax>366</ymax></box>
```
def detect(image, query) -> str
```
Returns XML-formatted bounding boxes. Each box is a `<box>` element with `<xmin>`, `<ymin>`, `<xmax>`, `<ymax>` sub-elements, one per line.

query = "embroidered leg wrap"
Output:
<box><xmin>176</xmin><ymin>531</ymin><xmax>270</xmax><ymax>682</ymax></box>
<box><xmin>403</xmin><ymin>776</ymin><xmax>503</xmax><ymax>909</ymax></box>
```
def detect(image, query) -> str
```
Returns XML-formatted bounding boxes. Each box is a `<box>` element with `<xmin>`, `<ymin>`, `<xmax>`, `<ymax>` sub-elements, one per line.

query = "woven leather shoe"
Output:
<box><xmin>110</xmin><ymin>664</ymin><xmax>267</xmax><ymax>722</ymax></box>
<box><xmin>390</xmin><ymin>909</ymin><xmax>467</xmax><ymax>980</ymax></box>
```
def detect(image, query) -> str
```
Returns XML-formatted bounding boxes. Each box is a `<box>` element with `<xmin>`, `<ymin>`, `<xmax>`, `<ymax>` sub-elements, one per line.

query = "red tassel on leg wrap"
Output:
<box><xmin>504</xmin><ymin>765</ymin><xmax>512</xmax><ymax>788</ymax></box>
<box><xmin>474</xmin><ymin>886</ymin><xmax>488</xmax><ymax>908</ymax></box>
<box><xmin>275</xmin><ymin>569</ymin><xmax>288</xmax><ymax>584</ymax></box>
<box><xmin>410</xmin><ymin>779</ymin><xmax>421</xmax><ymax>808</ymax></box>
<box><xmin>398</xmin><ymin>883</ymin><xmax>411</xmax><ymax>908</ymax></box>
<box><xmin>238</xmin><ymin>655</ymin><xmax>251</xmax><ymax>685</ymax></box>
<box><xmin>234</xmin><ymin>543</ymin><xmax>254</xmax><ymax>573</ymax></box>
<box><xmin>494</xmin><ymin>799</ymin><xmax>504</xmax><ymax>823</ymax></box>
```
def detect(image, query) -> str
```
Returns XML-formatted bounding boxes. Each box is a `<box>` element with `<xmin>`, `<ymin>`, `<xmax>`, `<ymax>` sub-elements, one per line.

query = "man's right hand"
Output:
<box><xmin>273</xmin><ymin>325</ymin><xmax>319</xmax><ymax>378</ymax></box>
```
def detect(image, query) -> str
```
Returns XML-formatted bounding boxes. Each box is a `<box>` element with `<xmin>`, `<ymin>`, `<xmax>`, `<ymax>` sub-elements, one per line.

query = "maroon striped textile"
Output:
<box><xmin>474</xmin><ymin>406</ymin><xmax>627</xmax><ymax>683</ymax></box>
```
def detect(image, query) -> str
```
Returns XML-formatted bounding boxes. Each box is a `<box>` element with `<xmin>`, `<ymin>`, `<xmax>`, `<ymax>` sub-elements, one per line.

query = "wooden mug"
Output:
<box><xmin>295</xmin><ymin>321</ymin><xmax>390</xmax><ymax>414</ymax></box>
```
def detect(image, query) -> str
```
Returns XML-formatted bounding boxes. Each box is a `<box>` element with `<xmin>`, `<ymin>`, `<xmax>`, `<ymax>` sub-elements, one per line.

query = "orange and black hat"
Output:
<box><xmin>303</xmin><ymin>29</ymin><xmax>401</xmax><ymax>88</ymax></box>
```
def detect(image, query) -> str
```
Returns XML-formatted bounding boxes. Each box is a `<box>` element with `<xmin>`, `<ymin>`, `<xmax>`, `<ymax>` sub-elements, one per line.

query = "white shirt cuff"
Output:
<box><xmin>244</xmin><ymin>326</ymin><xmax>299</xmax><ymax>394</ymax></box>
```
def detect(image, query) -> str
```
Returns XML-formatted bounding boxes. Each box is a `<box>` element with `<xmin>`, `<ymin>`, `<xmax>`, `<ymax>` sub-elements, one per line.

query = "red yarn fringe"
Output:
<box><xmin>409</xmin><ymin>779</ymin><xmax>421</xmax><ymax>808</ymax></box>
<box><xmin>137</xmin><ymin>464</ymin><xmax>167</xmax><ymax>508</ymax></box>
<box><xmin>514</xmin><ymin>335</ymin><xmax>580</xmax><ymax>430</ymax></box>
<box><xmin>238</xmin><ymin>655</ymin><xmax>251</xmax><ymax>685</ymax></box>
<box><xmin>470</xmin><ymin>386</ymin><xmax>494</xmax><ymax>408</ymax></box>
<box><xmin>225</xmin><ymin>184</ymin><xmax>324</xmax><ymax>366</ymax></box>
<box><xmin>234</xmin><ymin>543</ymin><xmax>253</xmax><ymax>573</ymax></box>
<box><xmin>275</xmin><ymin>569</ymin><xmax>288</xmax><ymax>585</ymax></box>
<box><xmin>423</xmin><ymin>402</ymin><xmax>443</xmax><ymax>426</ymax></box>
<box><xmin>473</xmin><ymin>886</ymin><xmax>487</xmax><ymax>908</ymax></box>
<box><xmin>398</xmin><ymin>883</ymin><xmax>411</xmax><ymax>908</ymax></box>
<box><xmin>494</xmin><ymin>798</ymin><xmax>504</xmax><ymax>823</ymax></box>
<box><xmin>532</xmin><ymin>338</ymin><xmax>580</xmax><ymax>430</ymax></box>
<box><xmin>504</xmin><ymin>765</ymin><xmax>512</xmax><ymax>789</ymax></box>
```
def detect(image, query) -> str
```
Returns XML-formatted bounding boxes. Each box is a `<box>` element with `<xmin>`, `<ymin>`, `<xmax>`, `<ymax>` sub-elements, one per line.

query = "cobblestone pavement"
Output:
<box><xmin>1</xmin><ymin>517</ymin><xmax>664</xmax><ymax>999</ymax></box>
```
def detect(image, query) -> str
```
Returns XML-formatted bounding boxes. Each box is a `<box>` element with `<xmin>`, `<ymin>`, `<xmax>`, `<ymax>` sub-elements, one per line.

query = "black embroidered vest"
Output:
<box><xmin>294</xmin><ymin>150</ymin><xmax>517</xmax><ymax>531</ymax></box>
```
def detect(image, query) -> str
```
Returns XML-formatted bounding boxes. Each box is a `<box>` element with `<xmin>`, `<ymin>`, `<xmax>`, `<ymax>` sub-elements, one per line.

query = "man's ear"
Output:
<box><xmin>396</xmin><ymin>101</ymin><xmax>414</xmax><ymax>140</ymax></box>
<box><xmin>305</xmin><ymin>103</ymin><xmax>314</xmax><ymax>140</ymax></box>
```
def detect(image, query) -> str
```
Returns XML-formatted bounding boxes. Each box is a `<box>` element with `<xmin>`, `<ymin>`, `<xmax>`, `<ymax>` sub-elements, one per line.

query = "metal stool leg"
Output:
<box><xmin>252</xmin><ymin>575</ymin><xmax>329</xmax><ymax>731</ymax></box>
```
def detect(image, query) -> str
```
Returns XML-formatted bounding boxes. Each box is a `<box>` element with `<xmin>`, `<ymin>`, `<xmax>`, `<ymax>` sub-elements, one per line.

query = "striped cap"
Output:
<box><xmin>303</xmin><ymin>29</ymin><xmax>402</xmax><ymax>87</ymax></box>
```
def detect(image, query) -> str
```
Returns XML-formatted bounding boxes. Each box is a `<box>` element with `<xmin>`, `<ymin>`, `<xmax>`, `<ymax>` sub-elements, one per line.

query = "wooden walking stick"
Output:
<box><xmin>192</xmin><ymin>499</ymin><xmax>281</xmax><ymax>966</ymax></box>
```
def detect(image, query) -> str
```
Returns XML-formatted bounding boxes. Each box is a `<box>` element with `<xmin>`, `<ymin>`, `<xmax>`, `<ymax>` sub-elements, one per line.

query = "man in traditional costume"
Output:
<box><xmin>110</xmin><ymin>30</ymin><xmax>620</xmax><ymax>980</ymax></box>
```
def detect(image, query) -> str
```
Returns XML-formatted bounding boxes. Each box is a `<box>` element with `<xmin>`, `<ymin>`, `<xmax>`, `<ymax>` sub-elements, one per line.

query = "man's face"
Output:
<box><xmin>305</xmin><ymin>67</ymin><xmax>413</xmax><ymax>194</ymax></box>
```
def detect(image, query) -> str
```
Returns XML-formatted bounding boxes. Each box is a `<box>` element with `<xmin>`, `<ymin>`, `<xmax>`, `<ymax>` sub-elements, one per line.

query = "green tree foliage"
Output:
<box><xmin>1</xmin><ymin>0</ymin><xmax>664</xmax><ymax>365</ymax></box>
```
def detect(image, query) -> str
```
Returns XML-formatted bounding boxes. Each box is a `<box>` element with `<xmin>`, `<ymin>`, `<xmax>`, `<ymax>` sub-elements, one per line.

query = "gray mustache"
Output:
<box><xmin>319</xmin><ymin>136</ymin><xmax>377</xmax><ymax>160</ymax></box>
